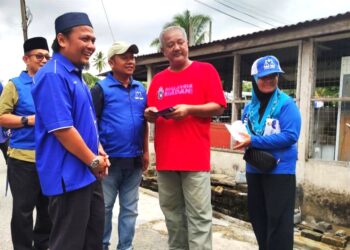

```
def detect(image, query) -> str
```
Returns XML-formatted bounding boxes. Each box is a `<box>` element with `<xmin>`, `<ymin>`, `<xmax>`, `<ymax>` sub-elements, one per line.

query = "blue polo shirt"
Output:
<box><xmin>32</xmin><ymin>52</ymin><xmax>98</xmax><ymax>196</ymax></box>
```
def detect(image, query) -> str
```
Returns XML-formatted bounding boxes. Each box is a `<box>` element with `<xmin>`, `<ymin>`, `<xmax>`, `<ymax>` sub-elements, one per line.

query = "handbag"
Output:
<box><xmin>243</xmin><ymin>147</ymin><xmax>279</xmax><ymax>172</ymax></box>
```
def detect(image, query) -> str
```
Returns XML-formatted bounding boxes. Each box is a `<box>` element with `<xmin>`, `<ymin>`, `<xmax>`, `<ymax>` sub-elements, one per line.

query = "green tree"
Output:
<box><xmin>92</xmin><ymin>51</ymin><xmax>106</xmax><ymax>73</ymax></box>
<box><xmin>83</xmin><ymin>72</ymin><xmax>100</xmax><ymax>89</ymax></box>
<box><xmin>150</xmin><ymin>10</ymin><xmax>211</xmax><ymax>50</ymax></box>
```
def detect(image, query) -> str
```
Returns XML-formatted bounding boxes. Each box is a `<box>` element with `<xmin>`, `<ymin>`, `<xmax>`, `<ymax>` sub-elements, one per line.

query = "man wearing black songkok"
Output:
<box><xmin>0</xmin><ymin>37</ymin><xmax>51</xmax><ymax>250</ymax></box>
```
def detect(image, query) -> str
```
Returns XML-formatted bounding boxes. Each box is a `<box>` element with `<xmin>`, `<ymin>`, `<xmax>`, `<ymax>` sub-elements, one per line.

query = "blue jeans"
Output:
<box><xmin>102</xmin><ymin>157</ymin><xmax>142</xmax><ymax>250</ymax></box>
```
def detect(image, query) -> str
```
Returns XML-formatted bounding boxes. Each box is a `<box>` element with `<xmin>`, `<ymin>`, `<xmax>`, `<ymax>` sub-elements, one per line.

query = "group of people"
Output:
<box><xmin>0</xmin><ymin>10</ymin><xmax>301</xmax><ymax>250</ymax></box>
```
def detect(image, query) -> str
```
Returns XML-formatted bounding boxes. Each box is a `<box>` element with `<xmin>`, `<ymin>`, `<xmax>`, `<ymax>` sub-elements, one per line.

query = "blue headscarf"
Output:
<box><xmin>246</xmin><ymin>78</ymin><xmax>290</xmax><ymax>136</ymax></box>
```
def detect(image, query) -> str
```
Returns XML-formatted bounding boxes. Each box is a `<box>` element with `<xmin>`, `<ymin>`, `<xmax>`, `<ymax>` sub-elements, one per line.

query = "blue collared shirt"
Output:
<box><xmin>32</xmin><ymin>52</ymin><xmax>98</xmax><ymax>196</ymax></box>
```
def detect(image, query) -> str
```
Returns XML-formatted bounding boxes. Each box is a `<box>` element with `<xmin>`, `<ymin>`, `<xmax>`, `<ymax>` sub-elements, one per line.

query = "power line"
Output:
<box><xmin>214</xmin><ymin>0</ymin><xmax>276</xmax><ymax>27</ymax></box>
<box><xmin>100</xmin><ymin>0</ymin><xmax>115</xmax><ymax>42</ymax></box>
<box><xmin>222</xmin><ymin>0</ymin><xmax>290</xmax><ymax>25</ymax></box>
<box><xmin>194</xmin><ymin>0</ymin><xmax>263</xmax><ymax>29</ymax></box>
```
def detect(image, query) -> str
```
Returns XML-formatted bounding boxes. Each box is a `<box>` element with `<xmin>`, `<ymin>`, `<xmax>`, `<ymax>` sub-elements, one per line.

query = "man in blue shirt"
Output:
<box><xmin>32</xmin><ymin>12</ymin><xmax>109</xmax><ymax>250</ymax></box>
<box><xmin>0</xmin><ymin>37</ymin><xmax>51</xmax><ymax>250</ymax></box>
<box><xmin>91</xmin><ymin>41</ymin><xmax>149</xmax><ymax>250</ymax></box>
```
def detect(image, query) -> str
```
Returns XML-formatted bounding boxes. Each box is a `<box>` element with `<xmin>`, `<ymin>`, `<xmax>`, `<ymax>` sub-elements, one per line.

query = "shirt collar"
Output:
<box><xmin>52</xmin><ymin>52</ymin><xmax>82</xmax><ymax>75</ymax></box>
<box><xmin>106</xmin><ymin>71</ymin><xmax>135</xmax><ymax>87</ymax></box>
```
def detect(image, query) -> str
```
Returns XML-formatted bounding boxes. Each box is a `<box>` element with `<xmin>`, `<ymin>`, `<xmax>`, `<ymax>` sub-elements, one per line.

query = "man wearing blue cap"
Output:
<box><xmin>0</xmin><ymin>37</ymin><xmax>51</xmax><ymax>250</ymax></box>
<box><xmin>32</xmin><ymin>12</ymin><xmax>109</xmax><ymax>250</ymax></box>
<box><xmin>234</xmin><ymin>55</ymin><xmax>301</xmax><ymax>250</ymax></box>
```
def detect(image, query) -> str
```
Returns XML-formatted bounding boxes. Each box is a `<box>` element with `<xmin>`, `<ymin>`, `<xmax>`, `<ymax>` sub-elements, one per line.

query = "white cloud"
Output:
<box><xmin>0</xmin><ymin>0</ymin><xmax>349</xmax><ymax>81</ymax></box>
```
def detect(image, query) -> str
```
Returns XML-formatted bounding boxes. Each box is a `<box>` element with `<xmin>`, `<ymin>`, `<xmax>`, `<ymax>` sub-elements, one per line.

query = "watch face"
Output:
<box><xmin>21</xmin><ymin>116</ymin><xmax>28</xmax><ymax>125</ymax></box>
<box><xmin>91</xmin><ymin>159</ymin><xmax>99</xmax><ymax>169</ymax></box>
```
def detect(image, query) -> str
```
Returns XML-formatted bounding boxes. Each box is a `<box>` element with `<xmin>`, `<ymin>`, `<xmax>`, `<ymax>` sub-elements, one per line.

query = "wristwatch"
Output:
<box><xmin>90</xmin><ymin>157</ymin><xmax>100</xmax><ymax>169</ymax></box>
<box><xmin>21</xmin><ymin>116</ymin><xmax>29</xmax><ymax>126</ymax></box>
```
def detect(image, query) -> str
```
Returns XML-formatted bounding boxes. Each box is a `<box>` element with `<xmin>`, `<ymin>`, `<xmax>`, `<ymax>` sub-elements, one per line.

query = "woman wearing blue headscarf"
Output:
<box><xmin>234</xmin><ymin>55</ymin><xmax>301</xmax><ymax>250</ymax></box>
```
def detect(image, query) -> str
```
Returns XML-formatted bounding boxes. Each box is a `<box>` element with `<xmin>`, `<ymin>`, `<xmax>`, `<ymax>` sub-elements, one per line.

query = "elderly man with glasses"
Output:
<box><xmin>0</xmin><ymin>37</ymin><xmax>51</xmax><ymax>250</ymax></box>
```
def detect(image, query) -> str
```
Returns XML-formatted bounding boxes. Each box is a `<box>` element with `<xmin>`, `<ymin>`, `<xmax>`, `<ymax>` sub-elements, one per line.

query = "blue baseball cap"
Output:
<box><xmin>55</xmin><ymin>12</ymin><xmax>92</xmax><ymax>34</ymax></box>
<box><xmin>251</xmin><ymin>55</ymin><xmax>284</xmax><ymax>78</ymax></box>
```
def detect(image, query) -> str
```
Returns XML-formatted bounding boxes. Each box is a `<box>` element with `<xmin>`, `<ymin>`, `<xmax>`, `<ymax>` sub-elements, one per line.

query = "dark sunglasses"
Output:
<box><xmin>28</xmin><ymin>53</ymin><xmax>51</xmax><ymax>61</ymax></box>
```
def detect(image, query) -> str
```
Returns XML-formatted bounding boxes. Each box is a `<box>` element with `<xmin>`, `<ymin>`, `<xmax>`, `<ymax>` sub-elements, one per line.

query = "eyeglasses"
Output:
<box><xmin>28</xmin><ymin>53</ymin><xmax>51</xmax><ymax>61</ymax></box>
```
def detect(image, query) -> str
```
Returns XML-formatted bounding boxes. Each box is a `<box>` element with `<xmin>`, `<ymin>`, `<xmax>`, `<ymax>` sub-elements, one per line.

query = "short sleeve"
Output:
<box><xmin>204</xmin><ymin>64</ymin><xmax>227</xmax><ymax>107</ymax></box>
<box><xmin>0</xmin><ymin>81</ymin><xmax>18</xmax><ymax>115</ymax></box>
<box><xmin>32</xmin><ymin>73</ymin><xmax>73</xmax><ymax>132</ymax></box>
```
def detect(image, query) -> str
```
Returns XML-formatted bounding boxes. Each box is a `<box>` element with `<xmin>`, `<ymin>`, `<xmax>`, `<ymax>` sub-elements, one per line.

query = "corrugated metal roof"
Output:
<box><xmin>137</xmin><ymin>11</ymin><xmax>350</xmax><ymax>58</ymax></box>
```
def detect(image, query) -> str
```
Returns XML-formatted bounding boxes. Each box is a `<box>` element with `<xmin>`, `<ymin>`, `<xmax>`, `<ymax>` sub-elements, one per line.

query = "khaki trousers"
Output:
<box><xmin>157</xmin><ymin>171</ymin><xmax>212</xmax><ymax>250</ymax></box>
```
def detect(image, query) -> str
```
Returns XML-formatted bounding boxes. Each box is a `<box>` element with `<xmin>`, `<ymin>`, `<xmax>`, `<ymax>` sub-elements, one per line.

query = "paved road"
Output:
<box><xmin>0</xmin><ymin>154</ymin><xmax>258</xmax><ymax>250</ymax></box>
<box><xmin>1</xmin><ymin>156</ymin><xmax>337</xmax><ymax>250</ymax></box>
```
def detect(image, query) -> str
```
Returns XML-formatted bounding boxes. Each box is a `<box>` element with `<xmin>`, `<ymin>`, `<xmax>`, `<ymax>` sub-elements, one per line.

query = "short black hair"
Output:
<box><xmin>51</xmin><ymin>28</ymin><xmax>73</xmax><ymax>53</ymax></box>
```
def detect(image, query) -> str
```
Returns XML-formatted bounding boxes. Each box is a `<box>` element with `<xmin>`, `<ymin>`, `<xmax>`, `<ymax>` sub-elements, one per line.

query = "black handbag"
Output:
<box><xmin>243</xmin><ymin>148</ymin><xmax>279</xmax><ymax>172</ymax></box>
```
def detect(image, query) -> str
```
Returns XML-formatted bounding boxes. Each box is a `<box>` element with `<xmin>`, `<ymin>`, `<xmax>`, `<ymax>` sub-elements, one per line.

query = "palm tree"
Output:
<box><xmin>92</xmin><ymin>51</ymin><xmax>106</xmax><ymax>73</ymax></box>
<box><xmin>150</xmin><ymin>10</ymin><xmax>212</xmax><ymax>50</ymax></box>
<box><xmin>83</xmin><ymin>72</ymin><xmax>100</xmax><ymax>89</ymax></box>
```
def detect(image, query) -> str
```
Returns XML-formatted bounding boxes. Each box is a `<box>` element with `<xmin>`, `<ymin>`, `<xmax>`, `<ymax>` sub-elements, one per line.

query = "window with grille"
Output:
<box><xmin>309</xmin><ymin>38</ymin><xmax>350</xmax><ymax>161</ymax></box>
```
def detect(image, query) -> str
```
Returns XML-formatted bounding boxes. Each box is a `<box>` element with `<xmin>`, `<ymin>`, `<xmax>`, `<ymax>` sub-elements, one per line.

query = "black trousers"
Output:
<box><xmin>246</xmin><ymin>173</ymin><xmax>296</xmax><ymax>250</ymax></box>
<box><xmin>48</xmin><ymin>180</ymin><xmax>104</xmax><ymax>250</ymax></box>
<box><xmin>7</xmin><ymin>157</ymin><xmax>51</xmax><ymax>250</ymax></box>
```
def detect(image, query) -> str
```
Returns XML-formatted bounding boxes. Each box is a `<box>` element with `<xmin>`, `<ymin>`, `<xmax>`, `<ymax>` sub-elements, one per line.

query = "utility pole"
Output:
<box><xmin>209</xmin><ymin>20</ymin><xmax>212</xmax><ymax>42</ymax></box>
<box><xmin>20</xmin><ymin>0</ymin><xmax>28</xmax><ymax>41</ymax></box>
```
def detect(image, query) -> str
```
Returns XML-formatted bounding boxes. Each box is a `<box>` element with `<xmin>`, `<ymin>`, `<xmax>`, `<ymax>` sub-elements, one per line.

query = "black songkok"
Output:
<box><xmin>23</xmin><ymin>37</ymin><xmax>49</xmax><ymax>53</ymax></box>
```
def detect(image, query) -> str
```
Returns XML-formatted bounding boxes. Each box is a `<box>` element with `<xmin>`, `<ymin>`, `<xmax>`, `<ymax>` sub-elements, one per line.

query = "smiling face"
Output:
<box><xmin>109</xmin><ymin>51</ymin><xmax>136</xmax><ymax>79</ymax></box>
<box><xmin>257</xmin><ymin>73</ymin><xmax>279</xmax><ymax>93</ymax></box>
<box><xmin>161</xmin><ymin>28</ymin><xmax>190</xmax><ymax>71</ymax></box>
<box><xmin>57</xmin><ymin>25</ymin><xmax>96</xmax><ymax>67</ymax></box>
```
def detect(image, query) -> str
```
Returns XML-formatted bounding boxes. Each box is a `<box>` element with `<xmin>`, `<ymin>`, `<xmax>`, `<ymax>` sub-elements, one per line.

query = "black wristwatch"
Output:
<box><xmin>21</xmin><ymin>116</ymin><xmax>29</xmax><ymax>127</ymax></box>
<box><xmin>90</xmin><ymin>157</ymin><xmax>100</xmax><ymax>169</ymax></box>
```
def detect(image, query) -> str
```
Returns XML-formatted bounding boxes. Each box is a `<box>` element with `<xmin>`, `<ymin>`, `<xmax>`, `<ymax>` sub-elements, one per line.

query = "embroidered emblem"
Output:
<box><xmin>135</xmin><ymin>91</ymin><xmax>144</xmax><ymax>100</ymax></box>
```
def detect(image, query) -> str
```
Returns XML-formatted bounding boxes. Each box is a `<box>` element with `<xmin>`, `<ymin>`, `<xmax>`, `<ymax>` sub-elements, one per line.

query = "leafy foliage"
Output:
<box><xmin>150</xmin><ymin>10</ymin><xmax>211</xmax><ymax>50</ymax></box>
<box><xmin>83</xmin><ymin>72</ymin><xmax>100</xmax><ymax>89</ymax></box>
<box><xmin>92</xmin><ymin>51</ymin><xmax>107</xmax><ymax>73</ymax></box>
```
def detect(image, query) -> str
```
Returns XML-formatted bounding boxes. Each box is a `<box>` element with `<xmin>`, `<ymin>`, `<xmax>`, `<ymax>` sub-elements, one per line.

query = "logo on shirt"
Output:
<box><xmin>135</xmin><ymin>91</ymin><xmax>144</xmax><ymax>100</ymax></box>
<box><xmin>158</xmin><ymin>87</ymin><xmax>164</xmax><ymax>100</ymax></box>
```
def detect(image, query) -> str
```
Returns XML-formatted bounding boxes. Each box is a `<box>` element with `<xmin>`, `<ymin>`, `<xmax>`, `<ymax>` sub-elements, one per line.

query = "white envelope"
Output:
<box><xmin>225</xmin><ymin>121</ymin><xmax>248</xmax><ymax>142</ymax></box>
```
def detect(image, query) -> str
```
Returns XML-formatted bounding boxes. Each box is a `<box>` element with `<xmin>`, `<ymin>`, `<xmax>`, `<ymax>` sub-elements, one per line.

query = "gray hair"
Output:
<box><xmin>159</xmin><ymin>26</ymin><xmax>188</xmax><ymax>49</ymax></box>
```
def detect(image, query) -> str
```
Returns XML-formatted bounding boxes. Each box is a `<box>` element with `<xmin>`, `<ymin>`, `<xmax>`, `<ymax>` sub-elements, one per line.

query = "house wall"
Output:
<box><xmin>143</xmin><ymin>15</ymin><xmax>350</xmax><ymax>227</ymax></box>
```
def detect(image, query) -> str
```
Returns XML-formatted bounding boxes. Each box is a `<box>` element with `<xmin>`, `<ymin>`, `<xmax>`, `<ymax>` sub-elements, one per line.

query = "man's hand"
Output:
<box><xmin>164</xmin><ymin>104</ymin><xmax>189</xmax><ymax>120</ymax></box>
<box><xmin>90</xmin><ymin>155</ymin><xmax>109</xmax><ymax>180</ymax></box>
<box><xmin>144</xmin><ymin>107</ymin><xmax>158</xmax><ymax>123</ymax></box>
<box><xmin>98</xmin><ymin>144</ymin><xmax>111</xmax><ymax>167</ymax></box>
<box><xmin>142</xmin><ymin>151</ymin><xmax>149</xmax><ymax>172</ymax></box>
